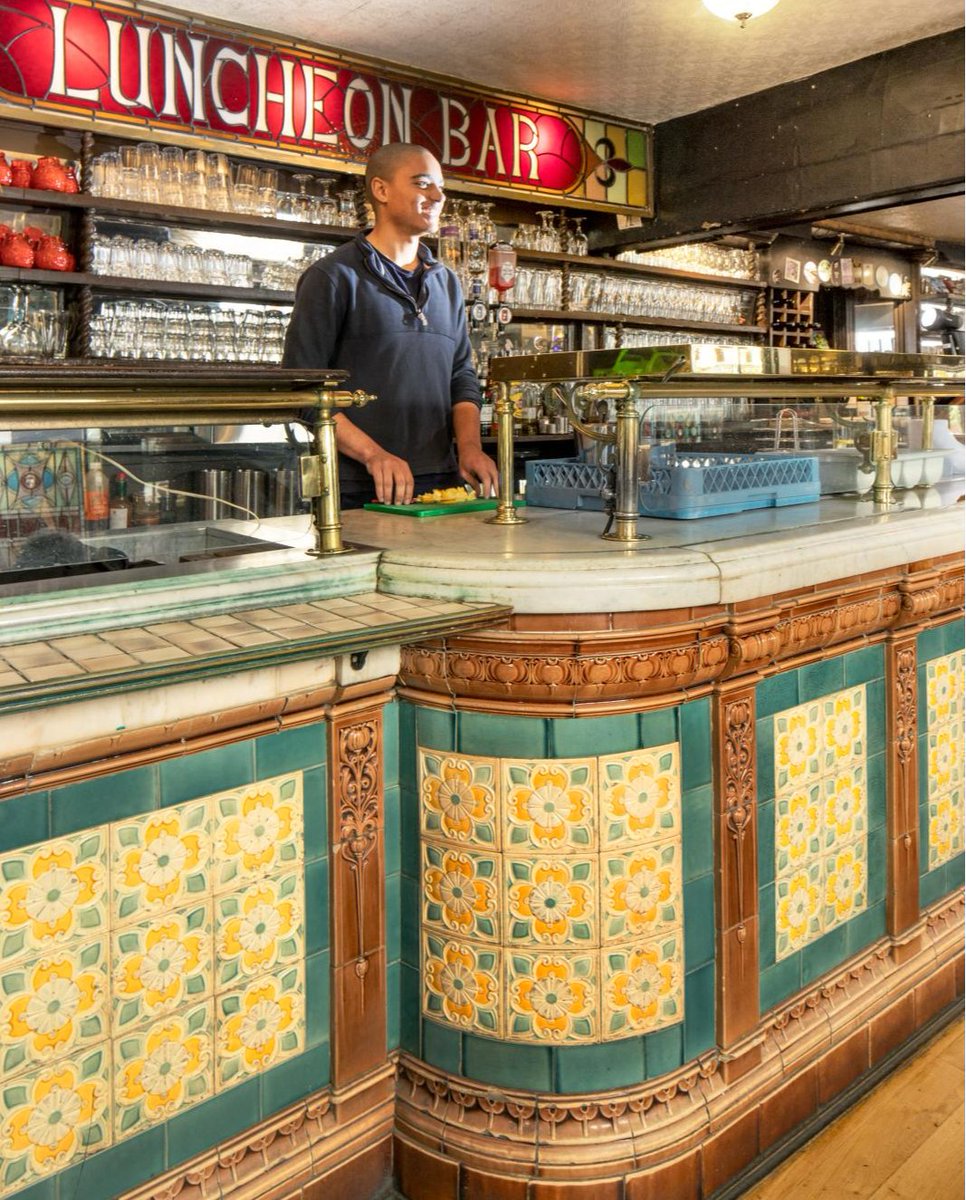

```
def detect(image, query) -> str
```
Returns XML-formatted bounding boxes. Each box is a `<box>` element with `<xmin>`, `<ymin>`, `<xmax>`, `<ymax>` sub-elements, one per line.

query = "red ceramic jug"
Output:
<box><xmin>35</xmin><ymin>235</ymin><xmax>72</xmax><ymax>271</ymax></box>
<box><xmin>9</xmin><ymin>160</ymin><xmax>32</xmax><ymax>188</ymax></box>
<box><xmin>0</xmin><ymin>153</ymin><xmax>12</xmax><ymax>187</ymax></box>
<box><xmin>63</xmin><ymin>166</ymin><xmax>80</xmax><ymax>194</ymax></box>
<box><xmin>22</xmin><ymin>226</ymin><xmax>44</xmax><ymax>248</ymax></box>
<box><xmin>31</xmin><ymin>156</ymin><xmax>69</xmax><ymax>191</ymax></box>
<box><xmin>0</xmin><ymin>233</ymin><xmax>35</xmax><ymax>268</ymax></box>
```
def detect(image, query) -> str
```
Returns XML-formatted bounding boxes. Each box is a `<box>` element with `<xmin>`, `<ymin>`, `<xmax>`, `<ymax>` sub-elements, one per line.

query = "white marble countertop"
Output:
<box><xmin>332</xmin><ymin>482</ymin><xmax>965</xmax><ymax>612</ymax></box>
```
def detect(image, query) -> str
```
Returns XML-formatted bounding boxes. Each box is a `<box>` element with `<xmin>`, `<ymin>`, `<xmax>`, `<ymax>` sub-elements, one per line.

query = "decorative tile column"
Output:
<box><xmin>885</xmin><ymin>633</ymin><xmax>920</xmax><ymax>944</ymax></box>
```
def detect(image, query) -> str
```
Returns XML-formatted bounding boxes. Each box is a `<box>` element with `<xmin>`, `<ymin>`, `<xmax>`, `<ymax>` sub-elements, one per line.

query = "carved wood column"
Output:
<box><xmin>327</xmin><ymin>698</ymin><xmax>388</xmax><ymax>1088</ymax></box>
<box><xmin>712</xmin><ymin>682</ymin><xmax>760</xmax><ymax>1070</ymax></box>
<box><xmin>885</xmin><ymin>633</ymin><xmax>920</xmax><ymax>943</ymax></box>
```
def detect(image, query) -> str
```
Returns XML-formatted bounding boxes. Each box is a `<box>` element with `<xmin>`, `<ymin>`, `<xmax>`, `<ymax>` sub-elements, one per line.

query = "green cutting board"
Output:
<box><xmin>363</xmin><ymin>497</ymin><xmax>525</xmax><ymax>517</ymax></box>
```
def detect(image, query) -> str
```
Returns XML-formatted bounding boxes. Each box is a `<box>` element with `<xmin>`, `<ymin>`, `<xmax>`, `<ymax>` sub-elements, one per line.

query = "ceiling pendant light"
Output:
<box><xmin>702</xmin><ymin>0</ymin><xmax>780</xmax><ymax>28</ymax></box>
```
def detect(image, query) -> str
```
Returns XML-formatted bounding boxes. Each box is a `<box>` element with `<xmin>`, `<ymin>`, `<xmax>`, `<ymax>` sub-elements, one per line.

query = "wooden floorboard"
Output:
<box><xmin>743</xmin><ymin>1017</ymin><xmax>964</xmax><ymax>1200</ymax></box>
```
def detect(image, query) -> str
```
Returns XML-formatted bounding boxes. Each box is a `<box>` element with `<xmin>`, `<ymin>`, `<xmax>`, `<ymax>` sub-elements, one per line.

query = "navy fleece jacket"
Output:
<box><xmin>282</xmin><ymin>233</ymin><xmax>482</xmax><ymax>486</ymax></box>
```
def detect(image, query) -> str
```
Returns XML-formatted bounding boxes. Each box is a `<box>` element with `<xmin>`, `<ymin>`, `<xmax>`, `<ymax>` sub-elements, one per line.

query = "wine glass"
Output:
<box><xmin>569</xmin><ymin>217</ymin><xmax>589</xmax><ymax>257</ymax></box>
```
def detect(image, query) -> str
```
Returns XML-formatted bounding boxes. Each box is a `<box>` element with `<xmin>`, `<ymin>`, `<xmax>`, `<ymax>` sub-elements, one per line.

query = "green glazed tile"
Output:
<box><xmin>867</xmin><ymin>827</ymin><xmax>886</xmax><ymax>906</ymax></box>
<box><xmin>943</xmin><ymin>619</ymin><xmax>965</xmax><ymax>654</ymax></box>
<box><xmin>386</xmin><ymin>873</ymin><xmax>401</xmax><ymax>964</ymax></box>
<box><xmin>302</xmin><ymin>765</ymin><xmax>328</xmax><ymax>863</ymax></box>
<box><xmin>457</xmin><ymin>710</ymin><xmax>547</xmax><ymax>758</ymax></box>
<box><xmin>51</xmin><ymin>765</ymin><xmax>157</xmax><ymax>835</ymax></box>
<box><xmin>799</xmin><ymin>657</ymin><xmax>844</xmax><ymax>705</ymax></box>
<box><xmin>919</xmin><ymin>865</ymin><xmax>946</xmax><ymax>906</ymax></box>
<box><xmin>917</xmin><ymin>733</ymin><xmax>930</xmax><ymax>809</ymax></box>
<box><xmin>383</xmin><ymin>700</ymin><xmax>400</xmax><ymax>787</ymax></box>
<box><xmin>384</xmin><ymin>785</ymin><xmax>401</xmax><ymax>878</ymax></box>
<box><xmin>846</xmin><ymin>902</ymin><xmax>886</xmax><ymax>957</ymax></box>
<box><xmin>422</xmin><ymin>1018</ymin><xmax>462</xmax><ymax>1073</ymax></box>
<box><xmin>756</xmin><ymin>670</ymin><xmax>799</xmax><ymax>719</ymax></box>
<box><xmin>917</xmin><ymin>671</ymin><xmax>929</xmax><ymax>733</ymax></box>
<box><xmin>0</xmin><ymin>791</ymin><xmax>48</xmax><ymax>854</ymax></box>
<box><xmin>462</xmin><ymin>1034</ymin><xmax>552</xmax><ymax>1091</ymax></box>
<box><xmin>58</xmin><ymin>1126</ymin><xmax>164</xmax><ymax>1200</ymax></box>
<box><xmin>400</xmin><ymin>874</ymin><xmax>420</xmax><ymax>966</ymax></box>
<box><xmin>918</xmin><ymin>801</ymin><xmax>931</xmax><ymax>875</ymax></box>
<box><xmin>167</xmin><ymin>1078</ymin><xmax>259</xmax><ymax>1167</ymax></box>
<box><xmin>549</xmin><ymin>714</ymin><xmax>638</xmax><ymax>757</ymax></box>
<box><xmin>756</xmin><ymin>716</ymin><xmax>775</xmax><ymax>805</ymax></box>
<box><xmin>917</xmin><ymin>626</ymin><xmax>946</xmax><ymax>664</ymax></box>
<box><xmin>2</xmin><ymin>1179</ymin><xmax>56</xmax><ymax>1200</ymax></box>
<box><xmin>682</xmin><ymin>785</ymin><xmax>713</xmax><ymax>882</ymax></box>
<box><xmin>387</xmin><ymin>961</ymin><xmax>401</xmax><ymax>1051</ymax></box>
<box><xmin>759</xmin><ymin>954</ymin><xmax>801</xmax><ymax>1013</ymax></box>
<box><xmin>643</xmin><ymin>1023</ymin><xmax>683</xmax><ymax>1078</ymax></box>
<box><xmin>160</xmin><ymin>742</ymin><xmax>252</xmax><ymax>807</ymax></box>
<box><xmin>867</xmin><ymin>754</ymin><xmax>886</xmax><ymax>831</ymax></box>
<box><xmin>416</xmin><ymin>705</ymin><xmax>457</xmax><ymax>752</ymax></box>
<box><xmin>554</xmin><ymin>1039</ymin><xmax>645</xmax><ymax>1093</ymax></box>
<box><xmin>759</xmin><ymin>882</ymin><xmax>776</xmax><ymax>968</ymax></box>
<box><xmin>865</xmin><ymin>679</ymin><xmax>886</xmax><ymax>755</ymax></box>
<box><xmin>254</xmin><ymin>722</ymin><xmax>325</xmax><ymax>778</ymax></box>
<box><xmin>640</xmin><ymin>707</ymin><xmax>677</xmax><ymax>750</ymax></box>
<box><xmin>399</xmin><ymin>702</ymin><xmax>418</xmax><ymax>789</ymax></box>
<box><xmin>304</xmin><ymin>858</ymin><xmax>329</xmax><ymax>956</ymax></box>
<box><xmin>260</xmin><ymin>1042</ymin><xmax>330</xmax><ymax>1114</ymax></box>
<box><xmin>306</xmin><ymin>950</ymin><xmax>330</xmax><ymax>1047</ymax></box>
<box><xmin>400</xmin><ymin>787</ymin><xmax>420</xmax><ymax>879</ymax></box>
<box><xmin>844</xmin><ymin>645</ymin><xmax>884</xmax><ymax>687</ymax></box>
<box><xmin>757</xmin><ymin>800</ymin><xmax>775</xmax><ymax>884</ymax></box>
<box><xmin>399</xmin><ymin>963</ymin><xmax>420</xmax><ymax>1054</ymax></box>
<box><xmin>679</xmin><ymin>700</ymin><xmax>711</xmax><ymax>791</ymax></box>
<box><xmin>802</xmin><ymin>923</ymin><xmax>848</xmax><ymax>986</ymax></box>
<box><xmin>684</xmin><ymin>961</ymin><xmax>716</xmax><ymax>1060</ymax></box>
<box><xmin>684</xmin><ymin>874</ymin><xmax>714</xmax><ymax>971</ymax></box>
<box><xmin>944</xmin><ymin>854</ymin><xmax>965</xmax><ymax>898</ymax></box>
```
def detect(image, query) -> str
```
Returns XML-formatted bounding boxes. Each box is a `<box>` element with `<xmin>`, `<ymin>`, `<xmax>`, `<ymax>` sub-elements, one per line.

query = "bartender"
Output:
<box><xmin>283</xmin><ymin>142</ymin><xmax>498</xmax><ymax>507</ymax></box>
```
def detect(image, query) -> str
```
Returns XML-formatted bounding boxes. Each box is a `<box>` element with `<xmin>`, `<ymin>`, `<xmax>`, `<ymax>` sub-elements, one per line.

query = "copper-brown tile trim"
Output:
<box><xmin>117</xmin><ymin>1064</ymin><xmax>394</xmax><ymax>1200</ymax></box>
<box><xmin>886</xmin><ymin>634</ymin><xmax>920</xmax><ymax>938</ymax></box>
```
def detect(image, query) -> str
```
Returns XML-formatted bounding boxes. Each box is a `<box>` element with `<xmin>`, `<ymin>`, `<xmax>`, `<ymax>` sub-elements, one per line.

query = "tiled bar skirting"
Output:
<box><xmin>0</xmin><ymin>544</ymin><xmax>962</xmax><ymax>1200</ymax></box>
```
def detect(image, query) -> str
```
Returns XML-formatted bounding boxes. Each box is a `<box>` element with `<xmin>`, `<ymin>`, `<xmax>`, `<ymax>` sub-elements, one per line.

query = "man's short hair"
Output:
<box><xmin>364</xmin><ymin>142</ymin><xmax>429</xmax><ymax>204</ymax></box>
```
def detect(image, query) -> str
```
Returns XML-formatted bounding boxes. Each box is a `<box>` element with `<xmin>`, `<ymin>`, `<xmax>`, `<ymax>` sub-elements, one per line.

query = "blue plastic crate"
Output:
<box><xmin>525</xmin><ymin>450</ymin><xmax>820</xmax><ymax>520</ymax></box>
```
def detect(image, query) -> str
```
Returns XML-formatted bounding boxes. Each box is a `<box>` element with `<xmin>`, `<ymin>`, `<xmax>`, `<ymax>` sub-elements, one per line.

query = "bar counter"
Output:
<box><xmin>0</xmin><ymin>486</ymin><xmax>962</xmax><ymax>1200</ymax></box>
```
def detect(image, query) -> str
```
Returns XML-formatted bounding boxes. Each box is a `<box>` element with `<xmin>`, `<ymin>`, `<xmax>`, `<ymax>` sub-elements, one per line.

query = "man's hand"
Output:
<box><xmin>364</xmin><ymin>449</ymin><xmax>414</xmax><ymax>506</ymax></box>
<box><xmin>458</xmin><ymin>444</ymin><xmax>500</xmax><ymax>497</ymax></box>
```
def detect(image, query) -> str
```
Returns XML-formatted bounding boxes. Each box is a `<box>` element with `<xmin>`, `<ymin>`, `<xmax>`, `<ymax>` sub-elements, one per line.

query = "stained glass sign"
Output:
<box><xmin>0</xmin><ymin>0</ymin><xmax>652</xmax><ymax>212</ymax></box>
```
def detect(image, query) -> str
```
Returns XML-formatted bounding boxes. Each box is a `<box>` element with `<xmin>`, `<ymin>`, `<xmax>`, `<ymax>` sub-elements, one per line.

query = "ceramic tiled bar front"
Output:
<box><xmin>419</xmin><ymin>745</ymin><xmax>685</xmax><ymax>1044</ymax></box>
<box><xmin>924</xmin><ymin>650</ymin><xmax>965</xmax><ymax>870</ymax></box>
<box><xmin>0</xmin><ymin>774</ymin><xmax>306</xmax><ymax>1198</ymax></box>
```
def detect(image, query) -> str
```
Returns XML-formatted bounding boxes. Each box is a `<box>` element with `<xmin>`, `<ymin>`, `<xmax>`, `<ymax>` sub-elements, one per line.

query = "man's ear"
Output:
<box><xmin>369</xmin><ymin>176</ymin><xmax>389</xmax><ymax>205</ymax></box>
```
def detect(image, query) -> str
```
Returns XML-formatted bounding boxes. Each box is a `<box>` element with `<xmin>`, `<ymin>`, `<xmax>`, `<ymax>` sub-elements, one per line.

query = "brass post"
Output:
<box><xmin>304</xmin><ymin>387</ymin><xmax>377</xmax><ymax>556</ymax></box>
<box><xmin>920</xmin><ymin>396</ymin><xmax>935</xmax><ymax>451</ymax></box>
<box><xmin>485</xmin><ymin>382</ymin><xmax>526</xmax><ymax>526</ymax></box>
<box><xmin>871</xmin><ymin>393</ymin><xmax>898</xmax><ymax>507</ymax></box>
<box><xmin>602</xmin><ymin>388</ymin><xmax>650</xmax><ymax>544</ymax></box>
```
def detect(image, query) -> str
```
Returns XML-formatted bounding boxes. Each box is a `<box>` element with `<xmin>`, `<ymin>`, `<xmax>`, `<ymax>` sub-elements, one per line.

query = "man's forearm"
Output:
<box><xmin>452</xmin><ymin>400</ymin><xmax>484</xmax><ymax>453</ymax></box>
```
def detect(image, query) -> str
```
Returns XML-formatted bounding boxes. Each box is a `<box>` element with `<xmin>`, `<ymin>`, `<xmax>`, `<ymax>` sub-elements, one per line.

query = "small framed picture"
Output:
<box><xmin>784</xmin><ymin>257</ymin><xmax>801</xmax><ymax>284</ymax></box>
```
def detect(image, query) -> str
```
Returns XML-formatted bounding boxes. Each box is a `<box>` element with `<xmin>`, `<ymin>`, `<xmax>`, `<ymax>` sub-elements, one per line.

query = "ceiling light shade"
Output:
<box><xmin>703</xmin><ymin>0</ymin><xmax>780</xmax><ymax>27</ymax></box>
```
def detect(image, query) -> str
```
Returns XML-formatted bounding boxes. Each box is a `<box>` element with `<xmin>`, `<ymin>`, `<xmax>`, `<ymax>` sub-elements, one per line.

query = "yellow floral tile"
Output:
<box><xmin>211</xmin><ymin>774</ymin><xmax>303</xmax><ymax>893</ymax></box>
<box><xmin>111</xmin><ymin>802</ymin><xmax>210</xmax><ymax>925</ymax></box>
<box><xmin>600</xmin><ymin>841</ymin><xmax>682</xmax><ymax>946</ymax></box>
<box><xmin>215</xmin><ymin>874</ymin><xmax>303</xmax><ymax>991</ymax></box>
<box><xmin>822</xmin><ymin>687</ymin><xmax>866</xmax><ymax>772</ymax></box>
<box><xmin>505</xmin><ymin>856</ymin><xmax>597</xmax><ymax>947</ymax></box>
<box><xmin>776</xmin><ymin>785</ymin><xmax>822</xmax><ymax>875</ymax></box>
<box><xmin>422</xmin><ymin>934</ymin><xmax>501</xmax><ymax>1037</ymax></box>
<box><xmin>601</xmin><ymin>933</ymin><xmax>684</xmax><ymax>1040</ymax></box>
<box><xmin>419</xmin><ymin>751</ymin><xmax>499</xmax><ymax>848</ymax></box>
<box><xmin>506</xmin><ymin>950</ymin><xmax>597</xmax><ymax>1042</ymax></box>
<box><xmin>927</xmin><ymin>726</ymin><xmax>963</xmax><ymax>801</ymax></box>
<box><xmin>0</xmin><ymin>1044</ymin><xmax>111</xmax><ymax>1195</ymax></box>
<box><xmin>503</xmin><ymin>759</ymin><xmax>596</xmax><ymax>853</ymax></box>
<box><xmin>823</xmin><ymin>840</ymin><xmax>867</xmax><ymax>931</ymax></box>
<box><xmin>928</xmin><ymin>788</ymin><xmax>964</xmax><ymax>871</ymax></box>
<box><xmin>112</xmin><ymin>903</ymin><xmax>212</xmax><ymax>1033</ymax></box>
<box><xmin>598</xmin><ymin>743</ymin><xmax>680</xmax><ymax>849</ymax></box>
<box><xmin>0</xmin><ymin>938</ymin><xmax>109</xmax><ymax>1081</ymax></box>
<box><xmin>113</xmin><ymin>1000</ymin><xmax>213</xmax><ymax>1140</ymax></box>
<box><xmin>776</xmin><ymin>862</ymin><xmax>822</xmax><ymax>961</ymax></box>
<box><xmin>822</xmin><ymin>767</ymin><xmax>867</xmax><ymax>850</ymax></box>
<box><xmin>215</xmin><ymin>965</ymin><xmax>304</xmax><ymax>1091</ymax></box>
<box><xmin>774</xmin><ymin>702</ymin><xmax>822</xmax><ymax>797</ymax></box>
<box><xmin>422</xmin><ymin>845</ymin><xmax>500</xmax><ymax>943</ymax></box>
<box><xmin>0</xmin><ymin>831</ymin><xmax>109</xmax><ymax>966</ymax></box>
<box><xmin>927</xmin><ymin>652</ymin><xmax>964</xmax><ymax>726</ymax></box>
